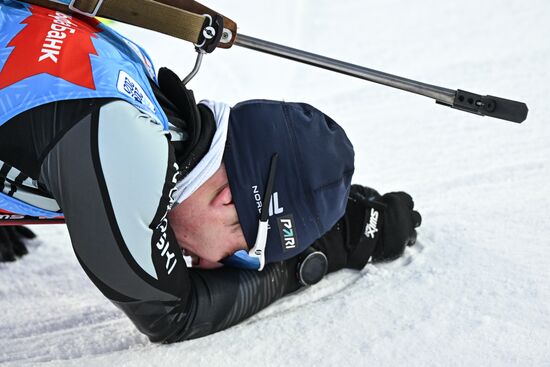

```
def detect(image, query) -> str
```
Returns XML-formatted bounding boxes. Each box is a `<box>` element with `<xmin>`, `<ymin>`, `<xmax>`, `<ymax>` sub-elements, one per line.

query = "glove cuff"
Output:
<box><xmin>343</xmin><ymin>185</ymin><xmax>384</xmax><ymax>270</ymax></box>
<box><xmin>345</xmin><ymin>205</ymin><xmax>384</xmax><ymax>269</ymax></box>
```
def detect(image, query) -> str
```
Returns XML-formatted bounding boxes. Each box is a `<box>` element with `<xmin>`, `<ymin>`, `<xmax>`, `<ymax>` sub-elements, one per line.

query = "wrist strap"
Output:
<box><xmin>344</xmin><ymin>199</ymin><xmax>385</xmax><ymax>270</ymax></box>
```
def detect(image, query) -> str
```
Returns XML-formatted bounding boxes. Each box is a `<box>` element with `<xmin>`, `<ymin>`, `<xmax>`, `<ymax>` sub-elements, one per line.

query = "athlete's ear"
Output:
<box><xmin>211</xmin><ymin>184</ymin><xmax>233</xmax><ymax>207</ymax></box>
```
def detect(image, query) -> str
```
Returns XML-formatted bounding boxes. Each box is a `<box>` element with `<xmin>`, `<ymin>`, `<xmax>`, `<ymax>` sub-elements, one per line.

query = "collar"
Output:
<box><xmin>173</xmin><ymin>100</ymin><xmax>231</xmax><ymax>204</ymax></box>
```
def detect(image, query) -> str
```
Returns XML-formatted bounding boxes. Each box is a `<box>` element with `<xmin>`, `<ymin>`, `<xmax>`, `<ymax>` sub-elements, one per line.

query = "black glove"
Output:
<box><xmin>347</xmin><ymin>185</ymin><xmax>422</xmax><ymax>265</ymax></box>
<box><xmin>0</xmin><ymin>226</ymin><xmax>36</xmax><ymax>262</ymax></box>
<box><xmin>311</xmin><ymin>185</ymin><xmax>421</xmax><ymax>272</ymax></box>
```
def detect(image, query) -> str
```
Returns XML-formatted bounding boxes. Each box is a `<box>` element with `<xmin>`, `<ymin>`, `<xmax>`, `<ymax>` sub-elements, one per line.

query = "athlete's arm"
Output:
<box><xmin>37</xmin><ymin>99</ymin><xmax>300</xmax><ymax>342</ymax></box>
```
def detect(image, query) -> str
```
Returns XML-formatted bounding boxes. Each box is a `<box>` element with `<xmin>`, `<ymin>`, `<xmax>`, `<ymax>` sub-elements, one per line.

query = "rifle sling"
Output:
<box><xmin>24</xmin><ymin>0</ymin><xmax>237</xmax><ymax>48</ymax></box>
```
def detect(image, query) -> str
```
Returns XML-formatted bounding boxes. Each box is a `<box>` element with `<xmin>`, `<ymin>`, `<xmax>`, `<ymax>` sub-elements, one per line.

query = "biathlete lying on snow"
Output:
<box><xmin>0</xmin><ymin>1</ymin><xmax>421</xmax><ymax>342</ymax></box>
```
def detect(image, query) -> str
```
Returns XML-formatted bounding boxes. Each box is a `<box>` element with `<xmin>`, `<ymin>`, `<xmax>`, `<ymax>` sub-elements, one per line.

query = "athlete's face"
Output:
<box><xmin>167</xmin><ymin>164</ymin><xmax>247</xmax><ymax>269</ymax></box>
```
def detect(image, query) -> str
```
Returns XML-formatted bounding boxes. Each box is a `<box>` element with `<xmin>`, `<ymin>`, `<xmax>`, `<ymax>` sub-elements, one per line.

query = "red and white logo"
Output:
<box><xmin>0</xmin><ymin>5</ymin><xmax>100</xmax><ymax>90</ymax></box>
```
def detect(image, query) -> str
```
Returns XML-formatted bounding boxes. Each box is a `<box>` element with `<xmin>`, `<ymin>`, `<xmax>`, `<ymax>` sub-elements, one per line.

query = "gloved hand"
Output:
<box><xmin>311</xmin><ymin>184</ymin><xmax>421</xmax><ymax>272</ymax></box>
<box><xmin>347</xmin><ymin>185</ymin><xmax>422</xmax><ymax>266</ymax></box>
<box><xmin>0</xmin><ymin>226</ymin><xmax>36</xmax><ymax>262</ymax></box>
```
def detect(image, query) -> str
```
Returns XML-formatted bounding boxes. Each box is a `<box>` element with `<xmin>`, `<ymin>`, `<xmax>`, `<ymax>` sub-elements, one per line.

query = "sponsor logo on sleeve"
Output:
<box><xmin>117</xmin><ymin>70</ymin><xmax>157</xmax><ymax>113</ymax></box>
<box><xmin>154</xmin><ymin>163</ymin><xmax>180</xmax><ymax>275</ymax></box>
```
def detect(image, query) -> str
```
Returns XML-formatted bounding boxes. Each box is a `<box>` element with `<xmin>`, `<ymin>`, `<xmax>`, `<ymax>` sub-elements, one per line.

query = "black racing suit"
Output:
<box><xmin>0</xmin><ymin>78</ymin><xmax>349</xmax><ymax>342</ymax></box>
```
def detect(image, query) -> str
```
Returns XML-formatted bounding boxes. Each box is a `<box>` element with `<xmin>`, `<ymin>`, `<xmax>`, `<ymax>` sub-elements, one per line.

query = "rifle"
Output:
<box><xmin>0</xmin><ymin>0</ymin><xmax>528</xmax><ymax>226</ymax></box>
<box><xmin>22</xmin><ymin>0</ymin><xmax>527</xmax><ymax>123</ymax></box>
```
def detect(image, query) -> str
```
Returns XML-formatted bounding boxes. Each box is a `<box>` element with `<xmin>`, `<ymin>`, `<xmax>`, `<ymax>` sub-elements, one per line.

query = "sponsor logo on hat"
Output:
<box><xmin>277</xmin><ymin>215</ymin><xmax>298</xmax><ymax>251</ymax></box>
<box><xmin>252</xmin><ymin>186</ymin><xmax>284</xmax><ymax>217</ymax></box>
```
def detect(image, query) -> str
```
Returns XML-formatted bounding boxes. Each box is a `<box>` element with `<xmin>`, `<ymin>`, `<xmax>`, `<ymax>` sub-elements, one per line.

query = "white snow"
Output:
<box><xmin>1</xmin><ymin>0</ymin><xmax>550</xmax><ymax>366</ymax></box>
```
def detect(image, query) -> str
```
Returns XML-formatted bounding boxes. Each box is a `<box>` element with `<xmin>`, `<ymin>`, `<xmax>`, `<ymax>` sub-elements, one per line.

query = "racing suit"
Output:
<box><xmin>0</xmin><ymin>78</ymin><xmax>309</xmax><ymax>342</ymax></box>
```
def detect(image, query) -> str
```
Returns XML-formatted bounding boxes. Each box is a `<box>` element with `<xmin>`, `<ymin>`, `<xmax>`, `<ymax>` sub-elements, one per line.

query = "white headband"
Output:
<box><xmin>173</xmin><ymin>100</ymin><xmax>231</xmax><ymax>205</ymax></box>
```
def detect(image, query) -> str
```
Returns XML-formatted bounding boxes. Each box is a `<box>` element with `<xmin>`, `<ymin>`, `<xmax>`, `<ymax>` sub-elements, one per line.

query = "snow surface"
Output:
<box><xmin>1</xmin><ymin>0</ymin><xmax>549</xmax><ymax>366</ymax></box>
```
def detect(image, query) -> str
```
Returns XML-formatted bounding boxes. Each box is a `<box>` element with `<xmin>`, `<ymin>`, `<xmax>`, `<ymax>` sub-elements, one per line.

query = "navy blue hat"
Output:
<box><xmin>222</xmin><ymin>100</ymin><xmax>354</xmax><ymax>270</ymax></box>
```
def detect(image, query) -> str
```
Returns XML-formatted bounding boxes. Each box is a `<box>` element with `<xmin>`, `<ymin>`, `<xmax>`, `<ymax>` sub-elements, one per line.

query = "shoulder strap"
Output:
<box><xmin>23</xmin><ymin>0</ymin><xmax>237</xmax><ymax>49</ymax></box>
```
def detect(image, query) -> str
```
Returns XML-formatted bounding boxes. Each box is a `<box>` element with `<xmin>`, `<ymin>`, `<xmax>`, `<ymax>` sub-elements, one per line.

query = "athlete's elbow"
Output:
<box><xmin>113</xmin><ymin>299</ymin><xmax>192</xmax><ymax>344</ymax></box>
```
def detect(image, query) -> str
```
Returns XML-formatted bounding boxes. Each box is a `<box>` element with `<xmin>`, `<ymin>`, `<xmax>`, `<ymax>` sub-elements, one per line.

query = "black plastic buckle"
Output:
<box><xmin>195</xmin><ymin>14</ymin><xmax>224</xmax><ymax>53</ymax></box>
<box><xmin>69</xmin><ymin>0</ymin><xmax>103</xmax><ymax>17</ymax></box>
